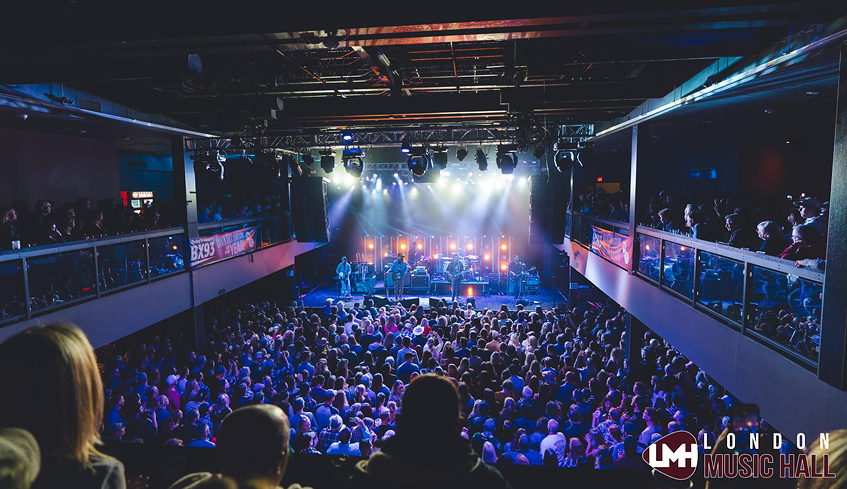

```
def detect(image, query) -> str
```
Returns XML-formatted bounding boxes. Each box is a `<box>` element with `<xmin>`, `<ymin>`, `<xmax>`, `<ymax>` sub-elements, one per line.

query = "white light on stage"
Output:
<box><xmin>442</xmin><ymin>170</ymin><xmax>451</xmax><ymax>177</ymax></box>
<box><xmin>452</xmin><ymin>182</ymin><xmax>461</xmax><ymax>192</ymax></box>
<box><xmin>518</xmin><ymin>177</ymin><xmax>527</xmax><ymax>187</ymax></box>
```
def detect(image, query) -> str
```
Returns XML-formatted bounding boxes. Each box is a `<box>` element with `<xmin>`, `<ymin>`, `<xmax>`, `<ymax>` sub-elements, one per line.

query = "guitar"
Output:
<box><xmin>509</xmin><ymin>266</ymin><xmax>537</xmax><ymax>280</ymax></box>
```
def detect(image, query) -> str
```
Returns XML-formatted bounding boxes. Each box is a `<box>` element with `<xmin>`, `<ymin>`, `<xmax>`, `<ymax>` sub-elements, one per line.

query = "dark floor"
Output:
<box><xmin>299</xmin><ymin>278</ymin><xmax>566</xmax><ymax>311</ymax></box>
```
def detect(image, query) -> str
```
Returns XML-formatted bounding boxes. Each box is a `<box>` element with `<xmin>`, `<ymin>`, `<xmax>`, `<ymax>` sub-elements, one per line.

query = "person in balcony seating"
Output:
<box><xmin>756</xmin><ymin>221</ymin><xmax>790</xmax><ymax>257</ymax></box>
<box><xmin>781</xmin><ymin>224</ymin><xmax>825</xmax><ymax>262</ymax></box>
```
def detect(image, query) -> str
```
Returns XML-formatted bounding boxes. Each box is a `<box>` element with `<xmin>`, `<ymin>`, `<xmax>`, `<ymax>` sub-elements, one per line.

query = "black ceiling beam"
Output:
<box><xmin>352</xmin><ymin>46</ymin><xmax>402</xmax><ymax>96</ymax></box>
<box><xmin>1</xmin><ymin>3</ymin><xmax>842</xmax><ymax>59</ymax></box>
<box><xmin>2</xmin><ymin>2</ymin><xmax>842</xmax><ymax>46</ymax></box>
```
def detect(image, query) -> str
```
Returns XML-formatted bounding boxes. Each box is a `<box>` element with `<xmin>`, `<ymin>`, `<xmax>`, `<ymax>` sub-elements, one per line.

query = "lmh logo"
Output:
<box><xmin>643</xmin><ymin>431</ymin><xmax>699</xmax><ymax>480</ymax></box>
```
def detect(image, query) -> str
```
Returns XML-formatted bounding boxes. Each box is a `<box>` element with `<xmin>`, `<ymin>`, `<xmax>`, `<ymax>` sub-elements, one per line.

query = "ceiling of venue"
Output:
<box><xmin>1</xmin><ymin>1</ymin><xmax>845</xmax><ymax>137</ymax></box>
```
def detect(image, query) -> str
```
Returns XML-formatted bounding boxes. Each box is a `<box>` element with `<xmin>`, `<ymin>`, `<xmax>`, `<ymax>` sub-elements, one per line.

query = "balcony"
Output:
<box><xmin>560</xmin><ymin>212</ymin><xmax>840</xmax><ymax>439</ymax></box>
<box><xmin>0</xmin><ymin>216</ymin><xmax>321</xmax><ymax>347</ymax></box>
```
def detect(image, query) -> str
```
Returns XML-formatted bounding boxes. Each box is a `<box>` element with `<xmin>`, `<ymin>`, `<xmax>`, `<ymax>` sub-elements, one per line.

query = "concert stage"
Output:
<box><xmin>299</xmin><ymin>278</ymin><xmax>566</xmax><ymax>312</ymax></box>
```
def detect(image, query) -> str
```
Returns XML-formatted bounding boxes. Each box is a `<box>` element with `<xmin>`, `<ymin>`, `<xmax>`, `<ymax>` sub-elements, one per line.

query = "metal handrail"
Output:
<box><xmin>636</xmin><ymin>225</ymin><xmax>824</xmax><ymax>283</ymax></box>
<box><xmin>0</xmin><ymin>227</ymin><xmax>184</xmax><ymax>263</ymax></box>
<box><xmin>197</xmin><ymin>216</ymin><xmax>276</xmax><ymax>231</ymax></box>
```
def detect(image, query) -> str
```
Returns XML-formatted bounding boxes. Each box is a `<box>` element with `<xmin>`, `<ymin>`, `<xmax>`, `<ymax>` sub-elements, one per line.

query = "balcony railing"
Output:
<box><xmin>568</xmin><ymin>213</ymin><xmax>824</xmax><ymax>370</ymax></box>
<box><xmin>0</xmin><ymin>216</ymin><xmax>291</xmax><ymax>327</ymax></box>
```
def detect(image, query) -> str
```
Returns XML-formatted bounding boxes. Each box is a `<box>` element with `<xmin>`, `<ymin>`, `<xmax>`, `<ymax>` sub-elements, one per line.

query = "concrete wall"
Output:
<box><xmin>0</xmin><ymin>128</ymin><xmax>120</xmax><ymax>209</ymax></box>
<box><xmin>557</xmin><ymin>238</ymin><xmax>847</xmax><ymax>439</ymax></box>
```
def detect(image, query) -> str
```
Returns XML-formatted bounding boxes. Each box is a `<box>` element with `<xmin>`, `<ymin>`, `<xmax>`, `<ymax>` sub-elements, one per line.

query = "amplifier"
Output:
<box><xmin>525</xmin><ymin>276</ymin><xmax>540</xmax><ymax>286</ymax></box>
<box><xmin>411</xmin><ymin>274</ymin><xmax>430</xmax><ymax>289</ymax></box>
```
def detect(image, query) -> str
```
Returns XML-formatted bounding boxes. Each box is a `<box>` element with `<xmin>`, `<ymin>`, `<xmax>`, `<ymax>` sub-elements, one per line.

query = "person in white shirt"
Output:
<box><xmin>539</xmin><ymin>419</ymin><xmax>567</xmax><ymax>467</ymax></box>
<box><xmin>327</xmin><ymin>427</ymin><xmax>360</xmax><ymax>456</ymax></box>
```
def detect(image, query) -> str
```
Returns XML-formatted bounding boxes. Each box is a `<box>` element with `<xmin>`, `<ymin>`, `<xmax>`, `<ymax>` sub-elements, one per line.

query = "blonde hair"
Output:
<box><xmin>0</xmin><ymin>323</ymin><xmax>104</xmax><ymax>467</ymax></box>
<box><xmin>799</xmin><ymin>429</ymin><xmax>847</xmax><ymax>489</ymax></box>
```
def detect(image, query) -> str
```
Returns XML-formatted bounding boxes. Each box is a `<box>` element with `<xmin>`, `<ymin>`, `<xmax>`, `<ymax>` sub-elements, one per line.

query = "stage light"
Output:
<box><xmin>456</xmin><ymin>145</ymin><xmax>468</xmax><ymax>161</ymax></box>
<box><xmin>288</xmin><ymin>154</ymin><xmax>303</xmax><ymax>177</ymax></box>
<box><xmin>407</xmin><ymin>155</ymin><xmax>428</xmax><ymax>177</ymax></box>
<box><xmin>301</xmin><ymin>152</ymin><xmax>315</xmax><ymax>166</ymax></box>
<box><xmin>400</xmin><ymin>243</ymin><xmax>407</xmax><ymax>251</ymax></box>
<box><xmin>384</xmin><ymin>251</ymin><xmax>389</xmax><ymax>257</ymax></box>
<box><xmin>432</xmin><ymin>146</ymin><xmax>448</xmax><ymax>170</ymax></box>
<box><xmin>554</xmin><ymin>142</ymin><xmax>577</xmax><ymax>173</ymax></box>
<box><xmin>393</xmin><ymin>173</ymin><xmax>399</xmax><ymax>178</ymax></box>
<box><xmin>500</xmin><ymin>263</ymin><xmax>508</xmax><ymax>271</ymax></box>
<box><xmin>533</xmin><ymin>144</ymin><xmax>546</xmax><ymax>159</ymax></box>
<box><xmin>475</xmin><ymin>148</ymin><xmax>488</xmax><ymax>171</ymax></box>
<box><xmin>496</xmin><ymin>144</ymin><xmax>517</xmax><ymax>174</ymax></box>
<box><xmin>467</xmin><ymin>287</ymin><xmax>473</xmax><ymax>297</ymax></box>
<box><xmin>400</xmin><ymin>142</ymin><xmax>411</xmax><ymax>154</ymax></box>
<box><xmin>341</xmin><ymin>133</ymin><xmax>354</xmax><ymax>143</ymax></box>
<box><xmin>343</xmin><ymin>148</ymin><xmax>364</xmax><ymax>178</ymax></box>
<box><xmin>500</xmin><ymin>243</ymin><xmax>508</xmax><ymax>250</ymax></box>
<box><xmin>576</xmin><ymin>141</ymin><xmax>594</xmax><ymax>167</ymax></box>
<box><xmin>466</xmin><ymin>243</ymin><xmax>474</xmax><ymax>251</ymax></box>
<box><xmin>484</xmin><ymin>253</ymin><xmax>490</xmax><ymax>261</ymax></box>
<box><xmin>320</xmin><ymin>149</ymin><xmax>336</xmax><ymax>174</ymax></box>
<box><xmin>450</xmin><ymin>243</ymin><xmax>457</xmax><ymax>251</ymax></box>
<box><xmin>416</xmin><ymin>243</ymin><xmax>423</xmax><ymax>250</ymax></box>
<box><xmin>433</xmin><ymin>253</ymin><xmax>440</xmax><ymax>259</ymax></box>
<box><xmin>368</xmin><ymin>242</ymin><xmax>374</xmax><ymax>250</ymax></box>
<box><xmin>645</xmin><ymin>244</ymin><xmax>650</xmax><ymax>250</ymax></box>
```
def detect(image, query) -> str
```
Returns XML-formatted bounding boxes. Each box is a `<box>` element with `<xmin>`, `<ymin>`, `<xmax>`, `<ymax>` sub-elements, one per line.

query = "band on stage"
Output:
<box><xmin>335</xmin><ymin>242</ymin><xmax>537</xmax><ymax>303</ymax></box>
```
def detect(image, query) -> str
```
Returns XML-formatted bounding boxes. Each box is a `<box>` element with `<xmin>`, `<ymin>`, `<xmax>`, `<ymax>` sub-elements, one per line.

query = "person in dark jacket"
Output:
<box><xmin>756</xmin><ymin>221</ymin><xmax>790</xmax><ymax>257</ymax></box>
<box><xmin>349</xmin><ymin>374</ymin><xmax>511</xmax><ymax>489</ymax></box>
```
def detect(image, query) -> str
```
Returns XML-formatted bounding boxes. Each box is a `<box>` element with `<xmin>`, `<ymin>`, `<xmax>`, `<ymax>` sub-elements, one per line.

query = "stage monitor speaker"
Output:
<box><xmin>290</xmin><ymin>176</ymin><xmax>330</xmax><ymax>242</ymax></box>
<box><xmin>400</xmin><ymin>298</ymin><xmax>420</xmax><ymax>309</ymax></box>
<box><xmin>371</xmin><ymin>295</ymin><xmax>391</xmax><ymax>308</ymax></box>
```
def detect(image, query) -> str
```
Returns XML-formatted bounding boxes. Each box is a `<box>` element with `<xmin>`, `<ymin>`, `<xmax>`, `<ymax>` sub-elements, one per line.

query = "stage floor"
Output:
<box><xmin>300</xmin><ymin>279</ymin><xmax>565</xmax><ymax>312</ymax></box>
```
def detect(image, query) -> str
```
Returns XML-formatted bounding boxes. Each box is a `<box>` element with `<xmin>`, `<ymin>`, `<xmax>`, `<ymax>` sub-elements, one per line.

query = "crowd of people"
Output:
<box><xmin>95</xmin><ymin>294</ymin><xmax>773</xmax><ymax>473</ymax></box>
<box><xmin>0</xmin><ymin>197</ymin><xmax>178</xmax><ymax>250</ymax></box>
<box><xmin>572</xmin><ymin>187</ymin><xmax>828</xmax><ymax>269</ymax></box>
<box><xmin>0</xmin><ymin>305</ymin><xmax>841</xmax><ymax>488</ymax></box>
<box><xmin>643</xmin><ymin>190</ymin><xmax>828</xmax><ymax>269</ymax></box>
<box><xmin>196</xmin><ymin>194</ymin><xmax>283</xmax><ymax>225</ymax></box>
<box><xmin>572</xmin><ymin>189</ymin><xmax>629</xmax><ymax>222</ymax></box>
<box><xmin>0</xmin><ymin>193</ymin><xmax>286</xmax><ymax>251</ymax></box>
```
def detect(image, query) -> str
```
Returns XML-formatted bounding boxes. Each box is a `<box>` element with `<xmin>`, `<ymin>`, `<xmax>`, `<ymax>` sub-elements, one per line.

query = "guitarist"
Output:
<box><xmin>508</xmin><ymin>254</ymin><xmax>525</xmax><ymax>299</ymax></box>
<box><xmin>389</xmin><ymin>253</ymin><xmax>409</xmax><ymax>302</ymax></box>
<box><xmin>336</xmin><ymin>256</ymin><xmax>353</xmax><ymax>299</ymax></box>
<box><xmin>447</xmin><ymin>255</ymin><xmax>465</xmax><ymax>303</ymax></box>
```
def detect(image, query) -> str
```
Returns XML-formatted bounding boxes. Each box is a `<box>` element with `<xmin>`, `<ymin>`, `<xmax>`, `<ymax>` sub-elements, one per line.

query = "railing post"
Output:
<box><xmin>740</xmin><ymin>261</ymin><xmax>750</xmax><ymax>334</ymax></box>
<box><xmin>628</xmin><ymin>124</ymin><xmax>649</xmax><ymax>275</ymax></box>
<box><xmin>21</xmin><ymin>258</ymin><xmax>31</xmax><ymax>320</ymax></box>
<box><xmin>93</xmin><ymin>246</ymin><xmax>101</xmax><ymax>298</ymax></box>
<box><xmin>819</xmin><ymin>43</ymin><xmax>847</xmax><ymax>388</ymax></box>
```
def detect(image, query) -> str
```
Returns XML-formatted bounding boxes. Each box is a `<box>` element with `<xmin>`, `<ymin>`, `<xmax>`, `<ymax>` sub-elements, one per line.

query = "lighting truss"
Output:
<box><xmin>184</xmin><ymin>125</ymin><xmax>594</xmax><ymax>152</ymax></box>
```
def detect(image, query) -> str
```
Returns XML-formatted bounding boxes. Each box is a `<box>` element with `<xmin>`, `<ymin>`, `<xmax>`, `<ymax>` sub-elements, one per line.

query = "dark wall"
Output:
<box><xmin>0</xmin><ymin>127</ymin><xmax>120</xmax><ymax>208</ymax></box>
<box><xmin>118</xmin><ymin>153</ymin><xmax>175</xmax><ymax>202</ymax></box>
<box><xmin>738</xmin><ymin>139</ymin><xmax>833</xmax><ymax>201</ymax></box>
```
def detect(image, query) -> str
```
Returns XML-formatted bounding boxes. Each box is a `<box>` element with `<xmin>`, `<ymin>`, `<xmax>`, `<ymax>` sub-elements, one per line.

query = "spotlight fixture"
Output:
<box><xmin>475</xmin><ymin>148</ymin><xmax>488</xmax><ymax>171</ymax></box>
<box><xmin>342</xmin><ymin>148</ymin><xmax>364</xmax><ymax>178</ymax></box>
<box><xmin>533</xmin><ymin>144</ymin><xmax>546</xmax><ymax>159</ymax></box>
<box><xmin>400</xmin><ymin>142</ymin><xmax>411</xmax><ymax>154</ymax></box>
<box><xmin>431</xmin><ymin>146</ymin><xmax>449</xmax><ymax>170</ymax></box>
<box><xmin>456</xmin><ymin>145</ymin><xmax>469</xmax><ymax>161</ymax></box>
<box><xmin>496</xmin><ymin>144</ymin><xmax>518</xmax><ymax>175</ymax></box>
<box><xmin>341</xmin><ymin>133</ymin><xmax>354</xmax><ymax>143</ymax></box>
<box><xmin>301</xmin><ymin>152</ymin><xmax>315</xmax><ymax>167</ymax></box>
<box><xmin>319</xmin><ymin>149</ymin><xmax>336</xmax><ymax>173</ymax></box>
<box><xmin>407</xmin><ymin>146</ymin><xmax>429</xmax><ymax>177</ymax></box>
<box><xmin>576</xmin><ymin>141</ymin><xmax>594</xmax><ymax>167</ymax></box>
<box><xmin>554</xmin><ymin>142</ymin><xmax>577</xmax><ymax>173</ymax></box>
<box><xmin>287</xmin><ymin>153</ymin><xmax>303</xmax><ymax>177</ymax></box>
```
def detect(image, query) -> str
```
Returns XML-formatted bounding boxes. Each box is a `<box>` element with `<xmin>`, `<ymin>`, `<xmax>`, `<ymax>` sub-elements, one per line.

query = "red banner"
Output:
<box><xmin>190</xmin><ymin>226</ymin><xmax>258</xmax><ymax>267</ymax></box>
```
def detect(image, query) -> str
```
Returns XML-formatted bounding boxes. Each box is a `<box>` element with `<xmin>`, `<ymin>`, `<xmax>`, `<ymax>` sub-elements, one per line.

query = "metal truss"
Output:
<box><xmin>185</xmin><ymin>124</ymin><xmax>593</xmax><ymax>152</ymax></box>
